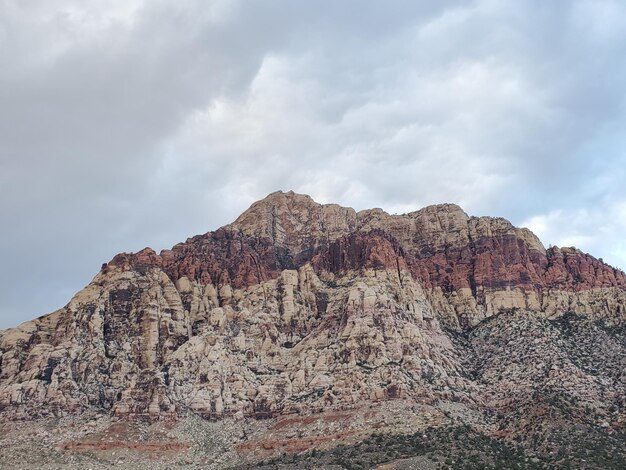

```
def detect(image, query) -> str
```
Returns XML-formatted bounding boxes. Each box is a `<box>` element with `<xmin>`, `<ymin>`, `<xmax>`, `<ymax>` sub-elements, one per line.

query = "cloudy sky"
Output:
<box><xmin>1</xmin><ymin>0</ymin><xmax>625</xmax><ymax>329</ymax></box>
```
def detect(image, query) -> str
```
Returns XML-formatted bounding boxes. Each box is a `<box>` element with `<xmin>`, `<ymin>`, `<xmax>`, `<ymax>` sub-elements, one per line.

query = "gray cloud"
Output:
<box><xmin>2</xmin><ymin>0</ymin><xmax>626</xmax><ymax>328</ymax></box>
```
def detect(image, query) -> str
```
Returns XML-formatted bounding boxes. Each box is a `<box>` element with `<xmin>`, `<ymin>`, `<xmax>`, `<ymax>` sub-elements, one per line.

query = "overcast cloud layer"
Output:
<box><xmin>1</xmin><ymin>0</ymin><xmax>626</xmax><ymax>328</ymax></box>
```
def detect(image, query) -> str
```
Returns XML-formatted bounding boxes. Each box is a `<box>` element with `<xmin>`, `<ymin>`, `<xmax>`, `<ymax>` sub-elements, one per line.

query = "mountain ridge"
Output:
<box><xmin>97</xmin><ymin>190</ymin><xmax>626</xmax><ymax>331</ymax></box>
<box><xmin>1</xmin><ymin>190</ymin><xmax>626</xmax><ymax>468</ymax></box>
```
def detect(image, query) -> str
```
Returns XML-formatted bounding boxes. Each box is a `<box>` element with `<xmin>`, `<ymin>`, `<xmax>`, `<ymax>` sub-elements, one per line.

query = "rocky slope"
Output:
<box><xmin>1</xmin><ymin>190</ymin><xmax>626</xmax><ymax>469</ymax></box>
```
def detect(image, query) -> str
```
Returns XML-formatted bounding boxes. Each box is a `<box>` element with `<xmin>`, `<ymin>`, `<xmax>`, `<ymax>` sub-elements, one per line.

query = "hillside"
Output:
<box><xmin>1</xmin><ymin>191</ymin><xmax>626</xmax><ymax>469</ymax></box>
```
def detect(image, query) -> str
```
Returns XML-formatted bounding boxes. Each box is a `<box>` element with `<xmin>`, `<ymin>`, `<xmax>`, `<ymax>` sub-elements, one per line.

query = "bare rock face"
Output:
<box><xmin>1</xmin><ymin>190</ymin><xmax>625</xmax><ymax>426</ymax></box>
<box><xmin>228</xmin><ymin>190</ymin><xmax>359</xmax><ymax>267</ymax></box>
<box><xmin>231</xmin><ymin>191</ymin><xmax>626</xmax><ymax>328</ymax></box>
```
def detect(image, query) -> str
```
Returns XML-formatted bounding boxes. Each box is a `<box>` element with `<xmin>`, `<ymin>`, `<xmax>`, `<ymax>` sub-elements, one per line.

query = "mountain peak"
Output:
<box><xmin>2</xmin><ymin>190</ymin><xmax>626</xmax><ymax>467</ymax></box>
<box><xmin>228</xmin><ymin>191</ymin><xmax>359</xmax><ymax>256</ymax></box>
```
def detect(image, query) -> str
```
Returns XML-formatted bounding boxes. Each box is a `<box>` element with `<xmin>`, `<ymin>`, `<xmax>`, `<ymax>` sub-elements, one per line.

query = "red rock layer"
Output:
<box><xmin>105</xmin><ymin>226</ymin><xmax>626</xmax><ymax>307</ymax></box>
<box><xmin>407</xmin><ymin>234</ymin><xmax>547</xmax><ymax>294</ymax></box>
<box><xmin>543</xmin><ymin>247</ymin><xmax>626</xmax><ymax>290</ymax></box>
<box><xmin>161</xmin><ymin>229</ymin><xmax>285</xmax><ymax>288</ymax></box>
<box><xmin>311</xmin><ymin>231</ymin><xmax>407</xmax><ymax>274</ymax></box>
<box><xmin>107</xmin><ymin>229</ymin><xmax>285</xmax><ymax>289</ymax></box>
<box><xmin>408</xmin><ymin>239</ymin><xmax>626</xmax><ymax>296</ymax></box>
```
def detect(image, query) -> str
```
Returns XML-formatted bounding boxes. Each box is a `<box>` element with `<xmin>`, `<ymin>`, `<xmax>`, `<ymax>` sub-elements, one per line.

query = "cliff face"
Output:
<box><xmin>1</xmin><ymin>190</ymin><xmax>625</xmax><ymax>426</ymax></box>
<box><xmin>226</xmin><ymin>191</ymin><xmax>626</xmax><ymax>328</ymax></box>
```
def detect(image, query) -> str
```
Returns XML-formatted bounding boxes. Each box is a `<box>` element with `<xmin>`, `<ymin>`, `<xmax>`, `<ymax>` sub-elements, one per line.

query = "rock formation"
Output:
<box><xmin>1</xmin><ymin>190</ymin><xmax>626</xmax><ymax>468</ymax></box>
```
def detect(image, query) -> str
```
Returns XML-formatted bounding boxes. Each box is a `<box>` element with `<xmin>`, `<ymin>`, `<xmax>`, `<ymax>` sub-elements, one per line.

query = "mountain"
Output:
<box><xmin>1</xmin><ymin>190</ymin><xmax>626</xmax><ymax>469</ymax></box>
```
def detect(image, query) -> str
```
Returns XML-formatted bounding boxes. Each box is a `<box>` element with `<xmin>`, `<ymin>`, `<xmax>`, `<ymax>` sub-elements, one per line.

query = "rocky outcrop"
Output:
<box><xmin>231</xmin><ymin>191</ymin><xmax>626</xmax><ymax>328</ymax></box>
<box><xmin>0</xmin><ymin>256</ymin><xmax>470</xmax><ymax>420</ymax></box>
<box><xmin>311</xmin><ymin>231</ymin><xmax>407</xmax><ymax>274</ymax></box>
<box><xmin>0</xmin><ymin>190</ymin><xmax>625</xmax><ymax>423</ymax></box>
<box><xmin>228</xmin><ymin>191</ymin><xmax>359</xmax><ymax>264</ymax></box>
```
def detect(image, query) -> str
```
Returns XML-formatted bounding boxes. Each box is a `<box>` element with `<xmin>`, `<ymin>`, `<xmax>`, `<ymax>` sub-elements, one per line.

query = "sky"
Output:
<box><xmin>1</xmin><ymin>0</ymin><xmax>626</xmax><ymax>329</ymax></box>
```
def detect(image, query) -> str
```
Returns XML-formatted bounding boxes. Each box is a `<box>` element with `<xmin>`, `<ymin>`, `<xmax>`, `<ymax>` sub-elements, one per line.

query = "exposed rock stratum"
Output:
<box><xmin>1</xmin><ymin>191</ymin><xmax>626</xmax><ymax>469</ymax></box>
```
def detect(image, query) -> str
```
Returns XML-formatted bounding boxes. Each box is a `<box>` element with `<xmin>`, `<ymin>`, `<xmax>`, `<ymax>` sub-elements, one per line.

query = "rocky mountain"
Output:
<box><xmin>1</xmin><ymin>190</ymin><xmax>626</xmax><ymax>469</ymax></box>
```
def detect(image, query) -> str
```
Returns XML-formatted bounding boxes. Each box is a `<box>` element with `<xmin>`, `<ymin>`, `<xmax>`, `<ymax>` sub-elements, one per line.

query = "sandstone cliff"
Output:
<box><xmin>1</xmin><ymin>191</ymin><xmax>625</xmax><ymax>455</ymax></box>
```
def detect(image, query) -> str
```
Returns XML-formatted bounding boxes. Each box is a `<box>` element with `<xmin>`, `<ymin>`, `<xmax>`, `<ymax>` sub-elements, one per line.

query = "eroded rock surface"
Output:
<box><xmin>1</xmin><ymin>190</ymin><xmax>625</xmax><ymax>431</ymax></box>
